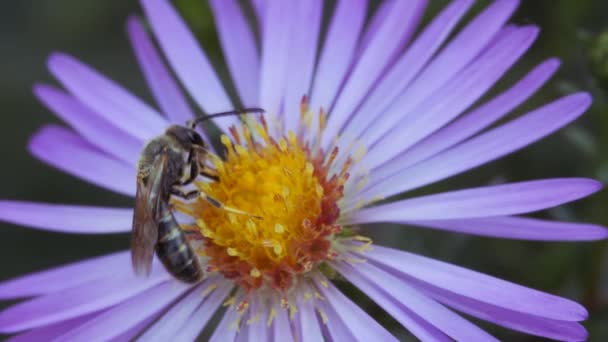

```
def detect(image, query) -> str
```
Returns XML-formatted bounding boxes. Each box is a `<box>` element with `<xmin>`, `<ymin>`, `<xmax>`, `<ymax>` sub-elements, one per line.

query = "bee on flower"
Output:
<box><xmin>0</xmin><ymin>0</ymin><xmax>605</xmax><ymax>341</ymax></box>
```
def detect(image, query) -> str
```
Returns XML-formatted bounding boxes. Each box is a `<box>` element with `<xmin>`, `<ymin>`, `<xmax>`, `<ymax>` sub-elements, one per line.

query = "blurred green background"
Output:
<box><xmin>0</xmin><ymin>0</ymin><xmax>607</xmax><ymax>340</ymax></box>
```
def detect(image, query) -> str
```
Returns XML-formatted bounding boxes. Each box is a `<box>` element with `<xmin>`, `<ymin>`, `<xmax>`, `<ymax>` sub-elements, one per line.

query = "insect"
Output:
<box><xmin>131</xmin><ymin>108</ymin><xmax>264</xmax><ymax>283</ymax></box>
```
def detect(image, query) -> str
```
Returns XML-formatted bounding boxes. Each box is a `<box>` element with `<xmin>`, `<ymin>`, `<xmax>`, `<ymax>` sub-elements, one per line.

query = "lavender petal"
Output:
<box><xmin>127</xmin><ymin>16</ymin><xmax>195</xmax><ymax>124</ymax></box>
<box><xmin>351</xmin><ymin>178</ymin><xmax>601</xmax><ymax>223</ymax></box>
<box><xmin>321</xmin><ymin>0</ymin><xmax>427</xmax><ymax>150</ymax></box>
<box><xmin>0</xmin><ymin>201</ymin><xmax>132</xmax><ymax>235</ymax></box>
<box><xmin>209</xmin><ymin>0</ymin><xmax>260</xmax><ymax>107</ymax></box>
<box><xmin>34</xmin><ymin>84</ymin><xmax>142</xmax><ymax>164</ymax></box>
<box><xmin>404</xmin><ymin>216</ymin><xmax>608</xmax><ymax>241</ymax></box>
<box><xmin>370</xmin><ymin>58</ymin><xmax>560</xmax><ymax>183</ymax></box>
<box><xmin>342</xmin><ymin>0</ymin><xmax>474</xmax><ymax>142</ymax></box>
<box><xmin>28</xmin><ymin>125</ymin><xmax>136</xmax><ymax>196</ymax></box>
<box><xmin>362</xmin><ymin>245</ymin><xmax>588</xmax><ymax>321</ymax></box>
<box><xmin>47</xmin><ymin>53</ymin><xmax>166</xmax><ymax>141</ymax></box>
<box><xmin>139</xmin><ymin>0</ymin><xmax>237</xmax><ymax>132</ymax></box>
<box><xmin>357</xmin><ymin>93</ymin><xmax>592</xmax><ymax>203</ymax></box>
<box><xmin>54</xmin><ymin>281</ymin><xmax>190</xmax><ymax>341</ymax></box>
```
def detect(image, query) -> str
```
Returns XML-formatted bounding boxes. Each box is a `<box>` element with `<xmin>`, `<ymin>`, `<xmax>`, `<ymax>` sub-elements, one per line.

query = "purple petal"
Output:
<box><xmin>173</xmin><ymin>282</ymin><xmax>232</xmax><ymax>341</ymax></box>
<box><xmin>282</xmin><ymin>1</ymin><xmax>323</xmax><ymax>133</ymax></box>
<box><xmin>258</xmin><ymin>1</ymin><xmax>292</xmax><ymax>118</ymax></box>
<box><xmin>127</xmin><ymin>16</ymin><xmax>195</xmax><ymax>124</ymax></box>
<box><xmin>342</xmin><ymin>0</ymin><xmax>474</xmax><ymax>141</ymax></box>
<box><xmin>334</xmin><ymin>260</ymin><xmax>496</xmax><ymax>341</ymax></box>
<box><xmin>0</xmin><ymin>201</ymin><xmax>131</xmax><ymax>235</ymax></box>
<box><xmin>0</xmin><ymin>252</ymin><xmax>132</xmax><ymax>299</ymax></box>
<box><xmin>0</xmin><ymin>267</ymin><xmax>170</xmax><ymax>333</ymax></box>
<box><xmin>321</xmin><ymin>0</ymin><xmax>427</xmax><ymax>150</ymax></box>
<box><xmin>47</xmin><ymin>53</ymin><xmax>167</xmax><ymax>141</ymax></box>
<box><xmin>317</xmin><ymin>300</ymin><xmax>359</xmax><ymax>341</ymax></box>
<box><xmin>313</xmin><ymin>277</ymin><xmax>398</xmax><ymax>341</ymax></box>
<box><xmin>55</xmin><ymin>281</ymin><xmax>190</xmax><ymax>341</ymax></box>
<box><xmin>110</xmin><ymin>308</ymin><xmax>162</xmax><ymax>342</ymax></box>
<box><xmin>360</xmin><ymin>0</ymin><xmax>520</xmax><ymax>147</ymax></box>
<box><xmin>295</xmin><ymin>286</ymin><xmax>324</xmax><ymax>342</ymax></box>
<box><xmin>28</xmin><ymin>125</ymin><xmax>136</xmax><ymax>196</ymax></box>
<box><xmin>371</xmin><ymin>58</ymin><xmax>561</xmax><ymax>182</ymax></box>
<box><xmin>250</xmin><ymin>0</ymin><xmax>265</xmax><ymax>24</ymax></box>
<box><xmin>209</xmin><ymin>0</ymin><xmax>260</xmax><ymax>107</ymax></box>
<box><xmin>139</xmin><ymin>0</ymin><xmax>237</xmax><ymax>132</ymax></box>
<box><xmin>309</xmin><ymin>0</ymin><xmax>367</xmax><ymax>117</ymax></box>
<box><xmin>359</xmin><ymin>93</ymin><xmax>592</xmax><ymax>201</ymax></box>
<box><xmin>271</xmin><ymin>301</ymin><xmax>294</xmax><ymax>342</ymax></box>
<box><xmin>149</xmin><ymin>279</ymin><xmax>232</xmax><ymax>341</ymax></box>
<box><xmin>350</xmin><ymin>178</ymin><xmax>601</xmax><ymax>223</ymax></box>
<box><xmin>209</xmin><ymin>307</ymin><xmax>239</xmax><ymax>342</ymax></box>
<box><xmin>330</xmin><ymin>277</ymin><xmax>451</xmax><ymax>342</ymax></box>
<box><xmin>362</xmin><ymin>245</ymin><xmax>588</xmax><ymax>321</ymax></box>
<box><xmin>404</xmin><ymin>216</ymin><xmax>608</xmax><ymax>241</ymax></box>
<box><xmin>416</xmin><ymin>279</ymin><xmax>589</xmax><ymax>341</ymax></box>
<box><xmin>246</xmin><ymin>296</ymin><xmax>269</xmax><ymax>342</ymax></box>
<box><xmin>7</xmin><ymin>312</ymin><xmax>101</xmax><ymax>342</ymax></box>
<box><xmin>364</xmin><ymin>25</ymin><xmax>539</xmax><ymax>169</ymax></box>
<box><xmin>33</xmin><ymin>84</ymin><xmax>142</xmax><ymax>164</ymax></box>
<box><xmin>137</xmin><ymin>283</ymin><xmax>206</xmax><ymax>341</ymax></box>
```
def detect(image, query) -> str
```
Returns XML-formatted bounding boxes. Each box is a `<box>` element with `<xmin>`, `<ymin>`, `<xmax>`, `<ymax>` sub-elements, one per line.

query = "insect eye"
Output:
<box><xmin>188</xmin><ymin>130</ymin><xmax>204</xmax><ymax>146</ymax></box>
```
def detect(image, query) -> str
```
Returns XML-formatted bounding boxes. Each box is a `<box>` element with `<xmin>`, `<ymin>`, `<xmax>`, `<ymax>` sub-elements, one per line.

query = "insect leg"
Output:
<box><xmin>199</xmin><ymin>192</ymin><xmax>262</xmax><ymax>219</ymax></box>
<box><xmin>170</xmin><ymin>187</ymin><xmax>199</xmax><ymax>200</ymax></box>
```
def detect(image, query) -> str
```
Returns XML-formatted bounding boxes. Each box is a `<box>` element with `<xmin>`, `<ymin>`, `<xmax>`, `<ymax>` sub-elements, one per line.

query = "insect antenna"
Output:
<box><xmin>188</xmin><ymin>108</ymin><xmax>265</xmax><ymax>129</ymax></box>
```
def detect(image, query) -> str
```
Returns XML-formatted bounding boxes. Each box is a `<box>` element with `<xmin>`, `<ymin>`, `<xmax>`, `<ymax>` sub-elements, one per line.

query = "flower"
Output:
<box><xmin>0</xmin><ymin>0</ymin><xmax>605</xmax><ymax>340</ymax></box>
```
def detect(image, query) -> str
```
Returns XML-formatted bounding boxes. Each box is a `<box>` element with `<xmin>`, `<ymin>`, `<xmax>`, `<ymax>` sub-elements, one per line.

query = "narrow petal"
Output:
<box><xmin>342</xmin><ymin>0</ymin><xmax>474</xmax><ymax>141</ymax></box>
<box><xmin>282</xmin><ymin>1</ymin><xmax>323</xmax><ymax>133</ymax></box>
<box><xmin>358</xmin><ymin>93</ymin><xmax>592</xmax><ymax>201</ymax></box>
<box><xmin>271</xmin><ymin>301</ymin><xmax>294</xmax><ymax>342</ymax></box>
<box><xmin>209</xmin><ymin>0</ymin><xmax>259</xmax><ymax>106</ymax></box>
<box><xmin>321</xmin><ymin>0</ymin><xmax>427</xmax><ymax>149</ymax></box>
<box><xmin>33</xmin><ymin>84</ymin><xmax>142</xmax><ymax>164</ymax></box>
<box><xmin>360</xmin><ymin>0</ymin><xmax>520</xmax><ymax>146</ymax></box>
<box><xmin>140</xmin><ymin>0</ymin><xmax>237</xmax><ymax>132</ymax></box>
<box><xmin>364</xmin><ymin>25</ymin><xmax>539</xmax><ymax>168</ymax></box>
<box><xmin>28</xmin><ymin>125</ymin><xmax>136</xmax><ymax>196</ymax></box>
<box><xmin>258</xmin><ymin>1</ymin><xmax>292</xmax><ymax>118</ymax></box>
<box><xmin>416</xmin><ymin>280</ymin><xmax>589</xmax><ymax>341</ymax></box>
<box><xmin>111</xmin><ymin>309</ymin><xmax>162</xmax><ymax>342</ymax></box>
<box><xmin>404</xmin><ymin>216</ymin><xmax>608</xmax><ymax>241</ymax></box>
<box><xmin>0</xmin><ymin>267</ymin><xmax>170</xmax><ymax>333</ymax></box>
<box><xmin>54</xmin><ymin>281</ymin><xmax>190</xmax><ymax>341</ymax></box>
<box><xmin>174</xmin><ymin>283</ymin><xmax>232</xmax><ymax>341</ymax></box>
<box><xmin>47</xmin><ymin>53</ymin><xmax>167</xmax><ymax>141</ymax></box>
<box><xmin>295</xmin><ymin>286</ymin><xmax>324</xmax><ymax>342</ymax></box>
<box><xmin>313</xmin><ymin>277</ymin><xmax>398</xmax><ymax>341</ymax></box>
<box><xmin>350</xmin><ymin>178</ymin><xmax>601</xmax><ymax>223</ymax></box>
<box><xmin>0</xmin><ymin>201</ymin><xmax>131</xmax><ymax>235</ymax></box>
<box><xmin>250</xmin><ymin>0</ymin><xmax>265</xmax><ymax>24</ymax></box>
<box><xmin>127</xmin><ymin>16</ymin><xmax>195</xmax><ymax>124</ymax></box>
<box><xmin>362</xmin><ymin>245</ymin><xmax>588</xmax><ymax>321</ymax></box>
<box><xmin>151</xmin><ymin>279</ymin><xmax>232</xmax><ymax>341</ymax></box>
<box><xmin>317</xmin><ymin>300</ymin><xmax>359</xmax><ymax>341</ymax></box>
<box><xmin>209</xmin><ymin>307</ymin><xmax>239</xmax><ymax>342</ymax></box>
<box><xmin>334</xmin><ymin>261</ymin><xmax>496</xmax><ymax>341</ymax></box>
<box><xmin>309</xmin><ymin>0</ymin><xmax>367</xmax><ymax>116</ymax></box>
<box><xmin>137</xmin><ymin>283</ymin><xmax>206</xmax><ymax>341</ymax></box>
<box><xmin>246</xmin><ymin>296</ymin><xmax>269</xmax><ymax>342</ymax></box>
<box><xmin>332</xmin><ymin>262</ymin><xmax>451</xmax><ymax>341</ymax></box>
<box><xmin>0</xmin><ymin>252</ymin><xmax>132</xmax><ymax>299</ymax></box>
<box><xmin>371</xmin><ymin>58</ymin><xmax>561</xmax><ymax>182</ymax></box>
<box><xmin>7</xmin><ymin>312</ymin><xmax>101</xmax><ymax>342</ymax></box>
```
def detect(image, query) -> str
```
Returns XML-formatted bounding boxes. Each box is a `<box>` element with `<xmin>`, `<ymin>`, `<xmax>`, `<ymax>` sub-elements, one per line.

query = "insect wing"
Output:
<box><xmin>131</xmin><ymin>154</ymin><xmax>168</xmax><ymax>276</ymax></box>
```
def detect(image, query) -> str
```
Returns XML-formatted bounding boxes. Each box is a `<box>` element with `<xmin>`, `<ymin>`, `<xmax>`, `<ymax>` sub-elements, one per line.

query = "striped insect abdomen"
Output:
<box><xmin>156</xmin><ymin>206</ymin><xmax>203</xmax><ymax>283</ymax></box>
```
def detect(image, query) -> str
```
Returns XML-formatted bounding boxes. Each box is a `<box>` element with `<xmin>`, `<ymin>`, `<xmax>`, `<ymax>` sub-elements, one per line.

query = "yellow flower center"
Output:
<box><xmin>177</xmin><ymin>110</ymin><xmax>350</xmax><ymax>294</ymax></box>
